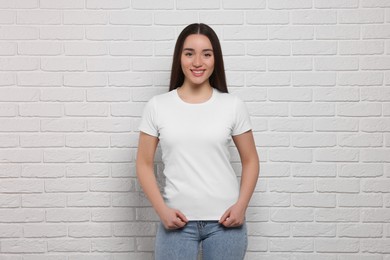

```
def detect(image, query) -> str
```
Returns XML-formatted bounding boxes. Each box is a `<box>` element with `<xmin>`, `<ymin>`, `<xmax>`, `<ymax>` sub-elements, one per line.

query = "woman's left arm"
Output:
<box><xmin>219</xmin><ymin>130</ymin><xmax>259</xmax><ymax>227</ymax></box>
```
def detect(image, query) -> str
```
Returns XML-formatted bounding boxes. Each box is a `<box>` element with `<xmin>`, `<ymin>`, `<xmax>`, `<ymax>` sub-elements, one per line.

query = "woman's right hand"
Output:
<box><xmin>158</xmin><ymin>205</ymin><xmax>188</xmax><ymax>230</ymax></box>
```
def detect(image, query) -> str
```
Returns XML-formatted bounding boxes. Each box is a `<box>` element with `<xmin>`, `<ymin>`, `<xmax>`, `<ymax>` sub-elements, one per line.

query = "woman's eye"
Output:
<box><xmin>184</xmin><ymin>52</ymin><xmax>192</xmax><ymax>56</ymax></box>
<box><xmin>204</xmin><ymin>53</ymin><xmax>212</xmax><ymax>57</ymax></box>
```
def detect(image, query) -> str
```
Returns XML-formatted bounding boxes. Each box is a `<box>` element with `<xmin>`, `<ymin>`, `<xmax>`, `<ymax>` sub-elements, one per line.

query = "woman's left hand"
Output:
<box><xmin>219</xmin><ymin>202</ymin><xmax>246</xmax><ymax>227</ymax></box>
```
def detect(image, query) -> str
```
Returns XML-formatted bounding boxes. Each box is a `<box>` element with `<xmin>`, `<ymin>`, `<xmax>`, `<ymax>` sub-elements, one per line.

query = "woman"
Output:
<box><xmin>136</xmin><ymin>23</ymin><xmax>259</xmax><ymax>260</ymax></box>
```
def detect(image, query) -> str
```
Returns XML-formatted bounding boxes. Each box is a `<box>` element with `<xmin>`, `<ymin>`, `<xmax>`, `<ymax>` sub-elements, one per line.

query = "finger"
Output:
<box><xmin>176</xmin><ymin>210</ymin><xmax>188</xmax><ymax>223</ymax></box>
<box><xmin>219</xmin><ymin>210</ymin><xmax>230</xmax><ymax>223</ymax></box>
<box><xmin>222</xmin><ymin>217</ymin><xmax>234</xmax><ymax>227</ymax></box>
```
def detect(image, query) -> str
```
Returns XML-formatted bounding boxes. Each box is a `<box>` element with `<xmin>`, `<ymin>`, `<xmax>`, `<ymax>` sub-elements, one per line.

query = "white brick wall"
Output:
<box><xmin>0</xmin><ymin>1</ymin><xmax>389</xmax><ymax>259</ymax></box>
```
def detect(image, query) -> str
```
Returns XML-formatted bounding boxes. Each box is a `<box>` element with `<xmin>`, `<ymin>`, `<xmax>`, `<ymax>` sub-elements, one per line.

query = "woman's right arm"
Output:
<box><xmin>136</xmin><ymin>132</ymin><xmax>188</xmax><ymax>229</ymax></box>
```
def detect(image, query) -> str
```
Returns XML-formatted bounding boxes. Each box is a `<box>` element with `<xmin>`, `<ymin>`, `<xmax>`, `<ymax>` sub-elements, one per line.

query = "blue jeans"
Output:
<box><xmin>155</xmin><ymin>221</ymin><xmax>247</xmax><ymax>260</ymax></box>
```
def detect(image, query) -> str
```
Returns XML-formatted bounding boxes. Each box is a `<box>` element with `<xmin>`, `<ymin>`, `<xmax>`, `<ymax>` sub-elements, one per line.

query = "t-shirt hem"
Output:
<box><xmin>138</xmin><ymin>128</ymin><xmax>158</xmax><ymax>137</ymax></box>
<box><xmin>232</xmin><ymin>126</ymin><xmax>252</xmax><ymax>136</ymax></box>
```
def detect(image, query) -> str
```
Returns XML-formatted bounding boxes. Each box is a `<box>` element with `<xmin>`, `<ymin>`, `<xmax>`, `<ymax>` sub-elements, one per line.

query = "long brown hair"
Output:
<box><xmin>169</xmin><ymin>23</ymin><xmax>228</xmax><ymax>93</ymax></box>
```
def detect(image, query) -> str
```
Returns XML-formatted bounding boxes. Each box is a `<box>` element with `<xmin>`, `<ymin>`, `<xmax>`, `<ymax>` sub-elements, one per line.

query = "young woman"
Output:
<box><xmin>136</xmin><ymin>23</ymin><xmax>259</xmax><ymax>260</ymax></box>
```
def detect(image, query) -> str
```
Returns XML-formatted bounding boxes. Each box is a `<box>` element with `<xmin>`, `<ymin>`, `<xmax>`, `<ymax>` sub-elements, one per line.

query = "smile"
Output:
<box><xmin>191</xmin><ymin>69</ymin><xmax>206</xmax><ymax>77</ymax></box>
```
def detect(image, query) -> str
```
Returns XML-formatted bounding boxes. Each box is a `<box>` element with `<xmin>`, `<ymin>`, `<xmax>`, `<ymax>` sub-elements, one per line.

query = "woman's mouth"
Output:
<box><xmin>191</xmin><ymin>69</ymin><xmax>205</xmax><ymax>77</ymax></box>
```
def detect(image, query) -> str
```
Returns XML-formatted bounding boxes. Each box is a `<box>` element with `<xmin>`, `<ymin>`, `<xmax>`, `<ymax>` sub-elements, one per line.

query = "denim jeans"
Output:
<box><xmin>155</xmin><ymin>221</ymin><xmax>247</xmax><ymax>260</ymax></box>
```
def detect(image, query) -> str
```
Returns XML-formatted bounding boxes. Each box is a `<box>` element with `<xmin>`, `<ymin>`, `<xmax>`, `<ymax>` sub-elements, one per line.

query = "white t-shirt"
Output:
<box><xmin>138</xmin><ymin>88</ymin><xmax>252</xmax><ymax>220</ymax></box>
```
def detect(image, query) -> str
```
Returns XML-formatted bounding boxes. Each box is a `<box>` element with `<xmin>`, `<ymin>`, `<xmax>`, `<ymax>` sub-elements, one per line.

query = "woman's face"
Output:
<box><xmin>180</xmin><ymin>34</ymin><xmax>215</xmax><ymax>88</ymax></box>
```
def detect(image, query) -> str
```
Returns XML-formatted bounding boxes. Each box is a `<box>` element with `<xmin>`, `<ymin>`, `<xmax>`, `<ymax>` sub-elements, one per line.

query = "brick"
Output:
<box><xmin>269</xmin><ymin>149</ymin><xmax>312</xmax><ymax>162</ymax></box>
<box><xmin>292</xmin><ymin>10</ymin><xmax>337</xmax><ymax>24</ymax></box>
<box><xmin>0</xmin><ymin>10</ymin><xmax>15</xmax><ymax>24</ymax></box>
<box><xmin>20</xmin><ymin>134</ymin><xmax>64</xmax><ymax>148</ymax></box>
<box><xmin>269</xmin><ymin>0</ymin><xmax>312</xmax><ymax>9</ymax></box>
<box><xmin>132</xmin><ymin>57</ymin><xmax>171</xmax><ymax>71</ymax></box>
<box><xmin>271</xmin><ymin>209</ymin><xmax>314</xmax><ymax>222</ymax></box>
<box><xmin>268</xmin><ymin>88</ymin><xmax>312</xmax><ymax>101</ymax></box>
<box><xmin>66</xmin><ymin>164</ymin><xmax>109</xmax><ymax>177</ymax></box>
<box><xmin>89</xmin><ymin>149</ymin><xmax>134</xmax><ymax>163</ymax></box>
<box><xmin>292</xmin><ymin>103</ymin><xmax>335</xmax><ymax>117</ymax></box>
<box><xmin>315</xmin><ymin>149</ymin><xmax>359</xmax><ymax>162</ymax></box>
<box><xmin>87</xmin><ymin>58</ymin><xmax>130</xmax><ymax>72</ymax></box>
<box><xmin>247</xmin><ymin>10</ymin><xmax>289</xmax><ymax>25</ymax></box>
<box><xmin>363</xmin><ymin>25</ymin><xmax>390</xmax><ymax>39</ymax></box>
<box><xmin>316</xmin><ymin>209</ymin><xmax>360</xmax><ymax>222</ymax></box>
<box><xmin>247</xmin><ymin>103</ymin><xmax>288</xmax><ymax>116</ymax></box>
<box><xmin>362</xmin><ymin>179</ymin><xmax>390</xmax><ymax>192</ymax></box>
<box><xmin>338</xmin><ymin>71</ymin><xmax>383</xmax><ymax>86</ymax></box>
<box><xmin>17</xmin><ymin>10</ymin><xmax>61</xmax><ymax>24</ymax></box>
<box><xmin>223</xmin><ymin>0</ymin><xmax>265</xmax><ymax>9</ymax></box>
<box><xmin>315</xmin><ymin>57</ymin><xmax>359</xmax><ymax>71</ymax></box>
<box><xmin>269</xmin><ymin>26</ymin><xmax>314</xmax><ymax>40</ymax></box>
<box><xmin>338</xmin><ymin>164</ymin><xmax>383</xmax><ymax>178</ymax></box>
<box><xmin>199</xmin><ymin>11</ymin><xmax>243</xmax><ymax>25</ymax></box>
<box><xmin>317</xmin><ymin>179</ymin><xmax>360</xmax><ymax>193</ymax></box>
<box><xmin>86</xmin><ymin>0</ymin><xmax>129</xmax><ymax>9</ymax></box>
<box><xmin>46</xmin><ymin>209</ymin><xmax>90</xmax><ymax>222</ymax></box>
<box><xmin>246</xmin><ymin>72</ymin><xmax>291</xmax><ymax>86</ymax></box>
<box><xmin>65</xmin><ymin>42</ymin><xmax>107</xmax><ymax>56</ymax></box>
<box><xmin>92</xmin><ymin>208</ymin><xmax>135</xmax><ymax>222</ymax></box>
<box><xmin>247</xmin><ymin>223</ymin><xmax>290</xmax><ymax>237</ymax></box>
<box><xmin>40</xmin><ymin>26</ymin><xmax>84</xmax><ymax>40</ymax></box>
<box><xmin>0</xmin><ymin>164</ymin><xmax>21</xmax><ymax>178</ymax></box>
<box><xmin>68</xmin><ymin>224</ymin><xmax>112</xmax><ymax>237</ymax></box>
<box><xmin>0</xmin><ymin>195</ymin><xmax>20</xmax><ymax>208</ymax></box>
<box><xmin>338</xmin><ymin>224</ymin><xmax>382</xmax><ymax>238</ymax></box>
<box><xmin>292</xmin><ymin>164</ymin><xmax>336</xmax><ymax>177</ymax></box>
<box><xmin>90</xmin><ymin>178</ymin><xmax>133</xmax><ymax>192</ymax></box>
<box><xmin>154</xmin><ymin>11</ymin><xmax>198</xmax><ymax>25</ymax></box>
<box><xmin>91</xmin><ymin>238</ymin><xmax>135</xmax><ymax>252</ymax></box>
<box><xmin>64</xmin><ymin>10</ymin><xmax>108</xmax><ymax>25</ymax></box>
<box><xmin>269</xmin><ymin>118</ymin><xmax>313</xmax><ymax>132</ymax></box>
<box><xmin>316</xmin><ymin>239</ymin><xmax>359</xmax><ymax>253</ymax></box>
<box><xmin>253</xmin><ymin>134</ymin><xmax>289</xmax><ymax>147</ymax></box>
<box><xmin>339</xmin><ymin>9</ymin><xmax>384</xmax><ymax>24</ymax></box>
<box><xmin>65</xmin><ymin>103</ymin><xmax>108</xmax><ymax>117</ymax></box>
<box><xmin>292</xmin><ymin>223</ymin><xmax>336</xmax><ymax>237</ymax></box>
<box><xmin>361</xmin><ymin>149</ymin><xmax>390</xmax><ymax>162</ymax></box>
<box><xmin>0</xmin><ymin>57</ymin><xmax>39</xmax><ymax>71</ymax></box>
<box><xmin>40</xmin><ymin>0</ymin><xmax>84</xmax><ymax>9</ymax></box>
<box><xmin>22</xmin><ymin>164</ymin><xmax>65</xmax><ymax>178</ymax></box>
<box><xmin>0</xmin><ymin>73</ymin><xmax>15</xmax><ymax>86</ymax></box>
<box><xmin>338</xmin><ymin>194</ymin><xmax>383</xmax><ymax>207</ymax></box>
<box><xmin>315</xmin><ymin>118</ymin><xmax>359</xmax><ymax>132</ymax></box>
<box><xmin>362</xmin><ymin>0</ymin><xmax>390</xmax><ymax>7</ymax></box>
<box><xmin>361</xmin><ymin>239</ymin><xmax>390</xmax><ymax>253</ymax></box>
<box><xmin>109</xmin><ymin>11</ymin><xmax>152</xmax><ymax>25</ymax></box>
<box><xmin>19</xmin><ymin>103</ymin><xmax>63</xmax><ymax>117</ymax></box>
<box><xmin>338</xmin><ymin>134</ymin><xmax>383</xmax><ymax>147</ymax></box>
<box><xmin>0</xmin><ymin>150</ymin><xmax>42</xmax><ymax>163</ymax></box>
<box><xmin>22</xmin><ymin>42</ymin><xmax>68</xmax><ymax>56</ymax></box>
<box><xmin>247</xmin><ymin>236</ymin><xmax>268</xmax><ymax>251</ymax></box>
<box><xmin>293</xmin><ymin>72</ymin><xmax>335</xmax><ymax>86</ymax></box>
<box><xmin>292</xmin><ymin>41</ymin><xmax>337</xmax><ymax>55</ymax></box>
<box><xmin>45</xmin><ymin>179</ymin><xmax>89</xmax><ymax>192</ymax></box>
<box><xmin>269</xmin><ymin>179</ymin><xmax>314</xmax><ymax>193</ymax></box>
<box><xmin>66</xmin><ymin>134</ymin><xmax>109</xmax><ymax>148</ymax></box>
<box><xmin>314</xmin><ymin>88</ymin><xmax>359</xmax><ymax>102</ymax></box>
<box><xmin>64</xmin><ymin>73</ymin><xmax>107</xmax><ymax>87</ymax></box>
<box><xmin>87</xmin><ymin>119</ymin><xmax>132</xmax><ymax>132</ymax></box>
<box><xmin>316</xmin><ymin>26</ymin><xmax>360</xmax><ymax>40</ymax></box>
<box><xmin>0</xmin><ymin>26</ymin><xmax>38</xmax><ymax>40</ymax></box>
<box><xmin>48</xmin><ymin>239</ymin><xmax>90</xmax><ymax>252</ymax></box>
<box><xmin>292</xmin><ymin>194</ymin><xmax>336</xmax><ymax>208</ymax></box>
<box><xmin>361</xmin><ymin>56</ymin><xmax>390</xmax><ymax>70</ymax></box>
<box><xmin>247</xmin><ymin>41</ymin><xmax>290</xmax><ymax>56</ymax></box>
<box><xmin>292</xmin><ymin>134</ymin><xmax>336</xmax><ymax>148</ymax></box>
<box><xmin>362</xmin><ymin>209</ymin><xmax>390</xmax><ymax>222</ymax></box>
<box><xmin>0</xmin><ymin>209</ymin><xmax>44</xmax><ymax>223</ymax></box>
<box><xmin>43</xmin><ymin>150</ymin><xmax>87</xmax><ymax>163</ymax></box>
<box><xmin>18</xmin><ymin>72</ymin><xmax>62</xmax><ymax>86</ymax></box>
<box><xmin>1</xmin><ymin>240</ymin><xmax>46</xmax><ymax>253</ymax></box>
<box><xmin>270</xmin><ymin>238</ymin><xmax>313</xmax><ymax>252</ymax></box>
<box><xmin>41</xmin><ymin>119</ymin><xmax>85</xmax><ymax>132</ymax></box>
<box><xmin>41</xmin><ymin>58</ymin><xmax>85</xmax><ymax>72</ymax></box>
<box><xmin>67</xmin><ymin>193</ymin><xmax>110</xmax><ymax>207</ymax></box>
<box><xmin>110</xmin><ymin>42</ymin><xmax>153</xmax><ymax>56</ymax></box>
<box><xmin>249</xmin><ymin>193</ymin><xmax>290</xmax><ymax>207</ymax></box>
<box><xmin>132</xmin><ymin>27</ymin><xmax>175</xmax><ymax>41</ymax></box>
<box><xmin>132</xmin><ymin>0</ymin><xmax>174</xmax><ymax>10</ymax></box>
<box><xmin>22</xmin><ymin>194</ymin><xmax>66</xmax><ymax>208</ymax></box>
<box><xmin>24</xmin><ymin>224</ymin><xmax>67</xmax><ymax>238</ymax></box>
<box><xmin>0</xmin><ymin>134</ymin><xmax>18</xmax><ymax>147</ymax></box>
<box><xmin>314</xmin><ymin>0</ymin><xmax>358</xmax><ymax>8</ymax></box>
<box><xmin>114</xmin><ymin>222</ymin><xmax>156</xmax><ymax>236</ymax></box>
<box><xmin>361</xmin><ymin>87</ymin><xmax>390</xmax><ymax>101</ymax></box>
<box><xmin>40</xmin><ymin>88</ymin><xmax>84</xmax><ymax>102</ymax></box>
<box><xmin>0</xmin><ymin>224</ymin><xmax>22</xmax><ymax>238</ymax></box>
<box><xmin>340</xmin><ymin>41</ymin><xmax>384</xmax><ymax>55</ymax></box>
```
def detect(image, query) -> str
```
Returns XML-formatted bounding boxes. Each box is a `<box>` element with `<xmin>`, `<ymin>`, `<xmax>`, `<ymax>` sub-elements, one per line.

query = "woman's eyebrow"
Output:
<box><xmin>182</xmin><ymin>48</ymin><xmax>214</xmax><ymax>52</ymax></box>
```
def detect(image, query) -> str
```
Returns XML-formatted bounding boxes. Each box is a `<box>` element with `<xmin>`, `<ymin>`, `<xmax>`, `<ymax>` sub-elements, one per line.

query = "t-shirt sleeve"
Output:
<box><xmin>232</xmin><ymin>97</ymin><xmax>252</xmax><ymax>136</ymax></box>
<box><xmin>138</xmin><ymin>97</ymin><xmax>159</xmax><ymax>137</ymax></box>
